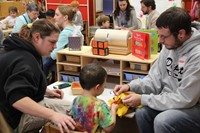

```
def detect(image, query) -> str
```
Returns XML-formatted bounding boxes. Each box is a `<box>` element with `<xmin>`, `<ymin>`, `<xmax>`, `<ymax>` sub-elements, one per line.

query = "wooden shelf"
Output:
<box><xmin>123</xmin><ymin>67</ymin><xmax>149</xmax><ymax>75</ymax></box>
<box><xmin>56</xmin><ymin>46</ymin><xmax>158</xmax><ymax>88</ymax></box>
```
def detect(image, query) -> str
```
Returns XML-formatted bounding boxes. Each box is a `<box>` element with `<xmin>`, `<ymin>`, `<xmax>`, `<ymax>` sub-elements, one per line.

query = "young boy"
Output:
<box><xmin>46</xmin><ymin>9</ymin><xmax>55</xmax><ymax>23</ymax></box>
<box><xmin>0</xmin><ymin>6</ymin><xmax>18</xmax><ymax>28</ymax></box>
<box><xmin>71</xmin><ymin>64</ymin><xmax>118</xmax><ymax>133</ymax></box>
<box><xmin>96</xmin><ymin>14</ymin><xmax>110</xmax><ymax>29</ymax></box>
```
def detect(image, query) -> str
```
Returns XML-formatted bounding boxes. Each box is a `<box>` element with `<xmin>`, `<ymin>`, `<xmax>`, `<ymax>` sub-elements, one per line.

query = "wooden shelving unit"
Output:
<box><xmin>56</xmin><ymin>46</ymin><xmax>158</xmax><ymax>88</ymax></box>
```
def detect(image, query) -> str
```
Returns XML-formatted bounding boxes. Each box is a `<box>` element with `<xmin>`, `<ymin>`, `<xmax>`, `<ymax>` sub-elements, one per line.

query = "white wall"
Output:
<box><xmin>96</xmin><ymin>0</ymin><xmax>103</xmax><ymax>12</ymax></box>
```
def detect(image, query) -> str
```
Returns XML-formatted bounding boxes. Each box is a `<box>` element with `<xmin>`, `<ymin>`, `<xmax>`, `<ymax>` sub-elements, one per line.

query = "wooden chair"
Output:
<box><xmin>45</xmin><ymin>122</ymin><xmax>87</xmax><ymax>133</ymax></box>
<box><xmin>0</xmin><ymin>111</ymin><xmax>13</xmax><ymax>133</ymax></box>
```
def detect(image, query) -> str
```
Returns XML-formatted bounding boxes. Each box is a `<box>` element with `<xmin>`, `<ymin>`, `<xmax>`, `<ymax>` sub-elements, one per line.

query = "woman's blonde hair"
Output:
<box><xmin>57</xmin><ymin>5</ymin><xmax>76</xmax><ymax>21</ymax></box>
<box><xmin>19</xmin><ymin>19</ymin><xmax>60</xmax><ymax>42</ymax></box>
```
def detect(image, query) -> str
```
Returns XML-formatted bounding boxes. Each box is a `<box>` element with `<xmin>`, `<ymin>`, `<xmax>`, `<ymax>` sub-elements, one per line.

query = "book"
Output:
<box><xmin>132</xmin><ymin>30</ymin><xmax>151</xmax><ymax>60</ymax></box>
<box><xmin>139</xmin><ymin>29</ymin><xmax>158</xmax><ymax>54</ymax></box>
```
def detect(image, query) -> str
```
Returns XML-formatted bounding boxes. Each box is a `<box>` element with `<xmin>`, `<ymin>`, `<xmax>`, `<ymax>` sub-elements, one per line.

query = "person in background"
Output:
<box><xmin>70</xmin><ymin>0</ymin><xmax>83</xmax><ymax>30</ymax></box>
<box><xmin>0</xmin><ymin>19</ymin><xmax>75</xmax><ymax>133</ymax></box>
<box><xmin>22</xmin><ymin>0</ymin><xmax>35</xmax><ymax>12</ymax></box>
<box><xmin>113</xmin><ymin>7</ymin><xmax>200</xmax><ymax>133</ymax></box>
<box><xmin>72</xmin><ymin>63</ymin><xmax>118</xmax><ymax>133</ymax></box>
<box><xmin>113</xmin><ymin>0</ymin><xmax>138</xmax><ymax>30</ymax></box>
<box><xmin>12</xmin><ymin>3</ymin><xmax>39</xmax><ymax>33</ymax></box>
<box><xmin>46</xmin><ymin>9</ymin><xmax>55</xmax><ymax>23</ymax></box>
<box><xmin>96</xmin><ymin>14</ymin><xmax>110</xmax><ymax>29</ymax></box>
<box><xmin>43</xmin><ymin>5</ymin><xmax>84</xmax><ymax>81</ymax></box>
<box><xmin>0</xmin><ymin>6</ymin><xmax>18</xmax><ymax>29</ymax></box>
<box><xmin>140</xmin><ymin>0</ymin><xmax>160</xmax><ymax>29</ymax></box>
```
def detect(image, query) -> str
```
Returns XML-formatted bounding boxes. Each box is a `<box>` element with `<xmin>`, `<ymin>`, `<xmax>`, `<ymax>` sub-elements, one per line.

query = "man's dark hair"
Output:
<box><xmin>46</xmin><ymin>9</ymin><xmax>55</xmax><ymax>18</ymax></box>
<box><xmin>140</xmin><ymin>0</ymin><xmax>156</xmax><ymax>10</ymax></box>
<box><xmin>156</xmin><ymin>7</ymin><xmax>192</xmax><ymax>36</ymax></box>
<box><xmin>79</xmin><ymin>64</ymin><xmax>107</xmax><ymax>90</ymax></box>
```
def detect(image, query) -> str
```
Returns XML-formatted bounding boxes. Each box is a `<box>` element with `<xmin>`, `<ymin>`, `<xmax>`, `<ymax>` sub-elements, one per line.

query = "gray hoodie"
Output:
<box><xmin>129</xmin><ymin>27</ymin><xmax>200</xmax><ymax>111</ymax></box>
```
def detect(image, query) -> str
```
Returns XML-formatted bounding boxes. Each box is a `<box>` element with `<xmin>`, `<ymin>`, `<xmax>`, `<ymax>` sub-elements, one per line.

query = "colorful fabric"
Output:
<box><xmin>72</xmin><ymin>96</ymin><xmax>114</xmax><ymax>133</ymax></box>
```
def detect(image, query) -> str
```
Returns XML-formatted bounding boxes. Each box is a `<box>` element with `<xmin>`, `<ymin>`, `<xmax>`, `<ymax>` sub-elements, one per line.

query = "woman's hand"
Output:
<box><xmin>45</xmin><ymin>88</ymin><xmax>64</xmax><ymax>99</ymax></box>
<box><xmin>50</xmin><ymin>112</ymin><xmax>76</xmax><ymax>133</ymax></box>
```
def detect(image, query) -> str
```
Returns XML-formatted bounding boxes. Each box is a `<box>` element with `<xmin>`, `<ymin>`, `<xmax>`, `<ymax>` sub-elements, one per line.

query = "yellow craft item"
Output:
<box><xmin>108</xmin><ymin>92</ymin><xmax>130</xmax><ymax>117</ymax></box>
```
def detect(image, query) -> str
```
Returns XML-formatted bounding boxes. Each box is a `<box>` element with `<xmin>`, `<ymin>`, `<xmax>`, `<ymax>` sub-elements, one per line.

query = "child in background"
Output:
<box><xmin>70</xmin><ymin>0</ymin><xmax>83</xmax><ymax>30</ymax></box>
<box><xmin>46</xmin><ymin>9</ymin><xmax>55</xmax><ymax>23</ymax></box>
<box><xmin>0</xmin><ymin>6</ymin><xmax>18</xmax><ymax>28</ymax></box>
<box><xmin>96</xmin><ymin>14</ymin><xmax>110</xmax><ymax>29</ymax></box>
<box><xmin>71</xmin><ymin>64</ymin><xmax>118</xmax><ymax>133</ymax></box>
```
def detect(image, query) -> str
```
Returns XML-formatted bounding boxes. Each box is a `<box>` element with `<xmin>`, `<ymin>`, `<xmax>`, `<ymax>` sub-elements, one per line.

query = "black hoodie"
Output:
<box><xmin>0</xmin><ymin>34</ymin><xmax>47</xmax><ymax>129</ymax></box>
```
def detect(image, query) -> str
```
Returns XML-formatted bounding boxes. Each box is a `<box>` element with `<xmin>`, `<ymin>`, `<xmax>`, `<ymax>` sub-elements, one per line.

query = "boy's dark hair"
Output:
<box><xmin>79</xmin><ymin>64</ymin><xmax>107</xmax><ymax>90</ymax></box>
<box><xmin>156</xmin><ymin>7</ymin><xmax>192</xmax><ymax>36</ymax></box>
<box><xmin>96</xmin><ymin>15</ymin><xmax>110</xmax><ymax>26</ymax></box>
<box><xmin>140</xmin><ymin>0</ymin><xmax>156</xmax><ymax>10</ymax></box>
<box><xmin>9</xmin><ymin>6</ymin><xmax>18</xmax><ymax>13</ymax></box>
<box><xmin>46</xmin><ymin>9</ymin><xmax>55</xmax><ymax>18</ymax></box>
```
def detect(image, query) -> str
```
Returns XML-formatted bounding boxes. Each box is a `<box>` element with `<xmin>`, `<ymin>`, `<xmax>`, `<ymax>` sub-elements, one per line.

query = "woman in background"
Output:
<box><xmin>113</xmin><ymin>0</ymin><xmax>138</xmax><ymax>30</ymax></box>
<box><xmin>43</xmin><ymin>5</ymin><xmax>84</xmax><ymax>81</ymax></box>
<box><xmin>12</xmin><ymin>3</ymin><xmax>39</xmax><ymax>33</ymax></box>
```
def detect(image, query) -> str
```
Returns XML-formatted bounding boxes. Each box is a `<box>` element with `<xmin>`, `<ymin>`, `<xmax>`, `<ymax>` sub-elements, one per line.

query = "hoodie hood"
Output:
<box><xmin>3</xmin><ymin>33</ymin><xmax>41</xmax><ymax>60</ymax></box>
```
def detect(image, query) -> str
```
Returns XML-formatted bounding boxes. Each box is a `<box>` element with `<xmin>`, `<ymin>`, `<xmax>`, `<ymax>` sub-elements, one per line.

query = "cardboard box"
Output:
<box><xmin>64</xmin><ymin>65</ymin><xmax>79</xmax><ymax>72</ymax></box>
<box><xmin>129</xmin><ymin>62</ymin><xmax>150</xmax><ymax>71</ymax></box>
<box><xmin>71</xmin><ymin>82</ymin><xmax>83</xmax><ymax>95</ymax></box>
<box><xmin>66</xmin><ymin>55</ymin><xmax>80</xmax><ymax>63</ymax></box>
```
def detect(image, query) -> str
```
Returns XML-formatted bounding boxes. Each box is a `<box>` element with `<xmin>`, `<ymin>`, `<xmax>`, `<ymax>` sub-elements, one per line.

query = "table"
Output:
<box><xmin>48</xmin><ymin>82</ymin><xmax>139</xmax><ymax>133</ymax></box>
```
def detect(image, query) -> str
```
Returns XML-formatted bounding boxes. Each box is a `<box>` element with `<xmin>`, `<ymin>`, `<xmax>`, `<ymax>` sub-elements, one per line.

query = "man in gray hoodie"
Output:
<box><xmin>114</xmin><ymin>7</ymin><xmax>200</xmax><ymax>133</ymax></box>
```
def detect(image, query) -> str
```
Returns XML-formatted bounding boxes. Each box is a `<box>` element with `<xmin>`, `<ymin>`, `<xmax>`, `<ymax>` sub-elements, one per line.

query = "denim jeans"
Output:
<box><xmin>135</xmin><ymin>105</ymin><xmax>200</xmax><ymax>133</ymax></box>
<box><xmin>43</xmin><ymin>57</ymin><xmax>56</xmax><ymax>76</ymax></box>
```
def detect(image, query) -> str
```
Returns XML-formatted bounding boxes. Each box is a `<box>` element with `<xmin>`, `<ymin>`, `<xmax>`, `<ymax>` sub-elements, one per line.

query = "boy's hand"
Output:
<box><xmin>111</xmin><ymin>103</ymin><xmax>118</xmax><ymax>112</ymax></box>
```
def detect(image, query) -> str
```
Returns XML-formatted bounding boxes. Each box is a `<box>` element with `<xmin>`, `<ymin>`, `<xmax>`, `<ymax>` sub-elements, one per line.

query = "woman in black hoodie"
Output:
<box><xmin>0</xmin><ymin>19</ymin><xmax>75</xmax><ymax>133</ymax></box>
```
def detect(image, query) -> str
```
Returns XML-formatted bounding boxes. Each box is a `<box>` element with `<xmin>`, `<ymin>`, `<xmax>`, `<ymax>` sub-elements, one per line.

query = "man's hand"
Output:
<box><xmin>122</xmin><ymin>93</ymin><xmax>142</xmax><ymax>108</ymax></box>
<box><xmin>113</xmin><ymin>84</ymin><xmax>130</xmax><ymax>96</ymax></box>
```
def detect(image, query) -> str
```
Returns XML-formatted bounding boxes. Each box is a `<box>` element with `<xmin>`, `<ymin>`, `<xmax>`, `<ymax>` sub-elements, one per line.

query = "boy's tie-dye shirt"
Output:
<box><xmin>71</xmin><ymin>96</ymin><xmax>114</xmax><ymax>133</ymax></box>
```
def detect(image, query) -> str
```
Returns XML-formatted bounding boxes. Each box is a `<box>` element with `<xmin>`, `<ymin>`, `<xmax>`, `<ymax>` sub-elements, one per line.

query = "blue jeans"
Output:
<box><xmin>43</xmin><ymin>57</ymin><xmax>56</xmax><ymax>76</ymax></box>
<box><xmin>135</xmin><ymin>105</ymin><xmax>200</xmax><ymax>133</ymax></box>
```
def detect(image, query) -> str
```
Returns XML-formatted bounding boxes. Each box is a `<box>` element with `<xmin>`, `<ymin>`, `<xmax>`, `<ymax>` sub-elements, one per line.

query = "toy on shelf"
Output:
<box><xmin>92</xmin><ymin>39</ymin><xmax>109</xmax><ymax>56</ymax></box>
<box><xmin>93</xmin><ymin>29</ymin><xmax>131</xmax><ymax>55</ymax></box>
